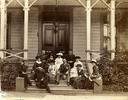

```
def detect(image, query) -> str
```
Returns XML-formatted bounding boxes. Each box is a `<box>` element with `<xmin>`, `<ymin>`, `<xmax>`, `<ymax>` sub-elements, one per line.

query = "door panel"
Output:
<box><xmin>43</xmin><ymin>24</ymin><xmax>55</xmax><ymax>51</ymax></box>
<box><xmin>45</xmin><ymin>30</ymin><xmax>53</xmax><ymax>46</ymax></box>
<box><xmin>56</xmin><ymin>24</ymin><xmax>68</xmax><ymax>52</ymax></box>
<box><xmin>58</xmin><ymin>30</ymin><xmax>66</xmax><ymax>45</ymax></box>
<box><xmin>42</xmin><ymin>23</ymin><xmax>69</xmax><ymax>53</ymax></box>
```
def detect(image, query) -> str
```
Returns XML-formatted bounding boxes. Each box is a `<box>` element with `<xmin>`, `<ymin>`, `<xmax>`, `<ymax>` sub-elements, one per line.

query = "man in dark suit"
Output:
<box><xmin>65</xmin><ymin>49</ymin><xmax>75</xmax><ymax>68</ymax></box>
<box><xmin>18</xmin><ymin>60</ymin><xmax>32</xmax><ymax>88</ymax></box>
<box><xmin>56</xmin><ymin>58</ymin><xmax>71</xmax><ymax>85</ymax></box>
<box><xmin>34</xmin><ymin>65</ymin><xmax>52</xmax><ymax>93</ymax></box>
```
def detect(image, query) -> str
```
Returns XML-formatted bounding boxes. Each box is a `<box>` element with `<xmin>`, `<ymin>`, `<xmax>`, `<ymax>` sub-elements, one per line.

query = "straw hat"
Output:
<box><xmin>56</xmin><ymin>53</ymin><xmax>63</xmax><ymax>56</ymax></box>
<box><xmin>91</xmin><ymin>59</ymin><xmax>97</xmax><ymax>63</ymax></box>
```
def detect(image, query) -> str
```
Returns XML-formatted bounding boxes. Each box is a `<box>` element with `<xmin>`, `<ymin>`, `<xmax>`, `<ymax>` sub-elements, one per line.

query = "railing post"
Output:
<box><xmin>110</xmin><ymin>0</ymin><xmax>115</xmax><ymax>60</ymax></box>
<box><xmin>0</xmin><ymin>0</ymin><xmax>5</xmax><ymax>59</ymax></box>
<box><xmin>86</xmin><ymin>0</ymin><xmax>91</xmax><ymax>61</ymax></box>
<box><xmin>23</xmin><ymin>0</ymin><xmax>29</xmax><ymax>60</ymax></box>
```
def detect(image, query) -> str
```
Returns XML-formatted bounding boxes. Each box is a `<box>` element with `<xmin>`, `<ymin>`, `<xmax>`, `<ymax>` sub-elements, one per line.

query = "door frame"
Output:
<box><xmin>38</xmin><ymin>6</ymin><xmax>73</xmax><ymax>55</ymax></box>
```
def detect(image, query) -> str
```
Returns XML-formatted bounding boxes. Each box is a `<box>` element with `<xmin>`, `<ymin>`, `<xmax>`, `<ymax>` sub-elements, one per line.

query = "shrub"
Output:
<box><xmin>98</xmin><ymin>50</ymin><xmax>128</xmax><ymax>92</ymax></box>
<box><xmin>1</xmin><ymin>59</ymin><xmax>21</xmax><ymax>90</ymax></box>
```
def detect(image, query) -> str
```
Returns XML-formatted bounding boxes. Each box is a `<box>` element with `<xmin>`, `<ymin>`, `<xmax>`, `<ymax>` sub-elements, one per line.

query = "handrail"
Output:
<box><xmin>0</xmin><ymin>49</ymin><xmax>28</xmax><ymax>52</ymax></box>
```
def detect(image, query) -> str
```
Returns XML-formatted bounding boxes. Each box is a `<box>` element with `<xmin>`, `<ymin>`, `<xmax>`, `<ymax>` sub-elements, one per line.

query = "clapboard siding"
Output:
<box><xmin>91</xmin><ymin>11</ymin><xmax>101</xmax><ymax>51</ymax></box>
<box><xmin>8</xmin><ymin>8</ymin><xmax>23</xmax><ymax>49</ymax></box>
<box><xmin>28</xmin><ymin>7</ymin><xmax>39</xmax><ymax>59</ymax></box>
<box><xmin>73</xmin><ymin>7</ymin><xmax>102</xmax><ymax>60</ymax></box>
<box><xmin>73</xmin><ymin>7</ymin><xmax>86</xmax><ymax>60</ymax></box>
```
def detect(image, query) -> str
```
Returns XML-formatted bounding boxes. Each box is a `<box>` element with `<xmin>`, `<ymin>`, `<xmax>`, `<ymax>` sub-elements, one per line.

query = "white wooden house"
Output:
<box><xmin>0</xmin><ymin>0</ymin><xmax>128</xmax><ymax>61</ymax></box>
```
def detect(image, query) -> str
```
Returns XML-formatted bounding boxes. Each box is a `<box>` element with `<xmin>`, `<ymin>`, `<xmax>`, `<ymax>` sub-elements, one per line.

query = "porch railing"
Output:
<box><xmin>0</xmin><ymin>49</ymin><xmax>28</xmax><ymax>60</ymax></box>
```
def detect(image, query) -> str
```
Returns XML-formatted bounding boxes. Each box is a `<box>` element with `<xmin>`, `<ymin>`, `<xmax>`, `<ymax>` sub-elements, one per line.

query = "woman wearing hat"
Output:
<box><xmin>72</xmin><ymin>64</ymin><xmax>86</xmax><ymax>89</ymax></box>
<box><xmin>73</xmin><ymin>56</ymin><xmax>83</xmax><ymax>69</ymax></box>
<box><xmin>31</xmin><ymin>56</ymin><xmax>43</xmax><ymax>80</ymax></box>
<box><xmin>55</xmin><ymin>53</ymin><xmax>63</xmax><ymax>70</ymax></box>
<box><xmin>91</xmin><ymin>59</ymin><xmax>100</xmax><ymax>78</ymax></box>
<box><xmin>33</xmin><ymin>56</ymin><xmax>43</xmax><ymax>71</ymax></box>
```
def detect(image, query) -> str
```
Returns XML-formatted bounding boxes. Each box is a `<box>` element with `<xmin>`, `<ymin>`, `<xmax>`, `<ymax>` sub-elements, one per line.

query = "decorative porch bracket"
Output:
<box><xmin>116</xmin><ymin>1</ymin><xmax>128</xmax><ymax>7</ymax></box>
<box><xmin>16</xmin><ymin>0</ymin><xmax>37</xmax><ymax>60</ymax></box>
<box><xmin>5</xmin><ymin>0</ymin><xmax>14</xmax><ymax>7</ymax></box>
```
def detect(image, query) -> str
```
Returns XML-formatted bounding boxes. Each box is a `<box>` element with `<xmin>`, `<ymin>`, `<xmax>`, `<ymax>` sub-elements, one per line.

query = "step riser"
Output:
<box><xmin>25</xmin><ymin>90</ymin><xmax>93</xmax><ymax>94</ymax></box>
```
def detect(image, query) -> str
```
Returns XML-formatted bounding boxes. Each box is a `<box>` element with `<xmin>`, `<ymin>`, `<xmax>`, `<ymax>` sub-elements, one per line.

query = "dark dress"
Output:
<box><xmin>32</xmin><ymin>61</ymin><xmax>43</xmax><ymax>80</ymax></box>
<box><xmin>40</xmin><ymin>54</ymin><xmax>49</xmax><ymax>72</ymax></box>
<box><xmin>92</xmin><ymin>65</ymin><xmax>100</xmax><ymax>76</ymax></box>
<box><xmin>72</xmin><ymin>69</ymin><xmax>86</xmax><ymax>89</ymax></box>
<box><xmin>66</xmin><ymin>54</ymin><xmax>75</xmax><ymax>68</ymax></box>
<box><xmin>40</xmin><ymin>54</ymin><xmax>48</xmax><ymax>63</ymax></box>
<box><xmin>19</xmin><ymin>63</ymin><xmax>32</xmax><ymax>87</ymax></box>
<box><xmin>33</xmin><ymin>61</ymin><xmax>43</xmax><ymax>71</ymax></box>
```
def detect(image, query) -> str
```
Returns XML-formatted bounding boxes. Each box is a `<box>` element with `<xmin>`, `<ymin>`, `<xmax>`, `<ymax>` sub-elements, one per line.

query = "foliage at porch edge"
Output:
<box><xmin>98</xmin><ymin>49</ymin><xmax>128</xmax><ymax>92</ymax></box>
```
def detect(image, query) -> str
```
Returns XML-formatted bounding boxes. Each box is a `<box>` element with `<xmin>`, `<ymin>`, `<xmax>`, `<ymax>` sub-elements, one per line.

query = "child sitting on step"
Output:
<box><xmin>48</xmin><ymin>60</ymin><xmax>57</xmax><ymax>84</ymax></box>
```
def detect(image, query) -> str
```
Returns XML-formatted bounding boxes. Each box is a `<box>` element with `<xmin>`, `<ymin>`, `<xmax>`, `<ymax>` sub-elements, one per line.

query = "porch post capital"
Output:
<box><xmin>85</xmin><ymin>7</ymin><xmax>92</xmax><ymax>12</ymax></box>
<box><xmin>23</xmin><ymin>7</ymin><xmax>30</xmax><ymax>11</ymax></box>
<box><xmin>110</xmin><ymin>0</ymin><xmax>115</xmax><ymax>10</ymax></box>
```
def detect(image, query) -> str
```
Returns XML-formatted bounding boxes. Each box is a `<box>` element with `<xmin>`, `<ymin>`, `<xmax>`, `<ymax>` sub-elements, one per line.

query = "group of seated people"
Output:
<box><xmin>18</xmin><ymin>49</ymin><xmax>101</xmax><ymax>93</ymax></box>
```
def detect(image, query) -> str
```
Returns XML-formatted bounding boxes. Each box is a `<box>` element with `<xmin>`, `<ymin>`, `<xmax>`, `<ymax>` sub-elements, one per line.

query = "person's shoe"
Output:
<box><xmin>29</xmin><ymin>83</ymin><xmax>32</xmax><ymax>86</ymax></box>
<box><xmin>55</xmin><ymin>82</ymin><xmax>59</xmax><ymax>85</ymax></box>
<box><xmin>47</xmin><ymin>90</ymin><xmax>52</xmax><ymax>93</ymax></box>
<box><xmin>67</xmin><ymin>82</ymin><xmax>70</xmax><ymax>86</ymax></box>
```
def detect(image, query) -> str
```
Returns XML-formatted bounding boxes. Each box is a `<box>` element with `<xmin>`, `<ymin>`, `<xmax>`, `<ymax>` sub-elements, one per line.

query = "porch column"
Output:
<box><xmin>0</xmin><ymin>0</ymin><xmax>5</xmax><ymax>59</ymax></box>
<box><xmin>86</xmin><ymin>0</ymin><xmax>91</xmax><ymax>60</ymax></box>
<box><xmin>23</xmin><ymin>0</ymin><xmax>29</xmax><ymax>60</ymax></box>
<box><xmin>110</xmin><ymin>0</ymin><xmax>115</xmax><ymax>60</ymax></box>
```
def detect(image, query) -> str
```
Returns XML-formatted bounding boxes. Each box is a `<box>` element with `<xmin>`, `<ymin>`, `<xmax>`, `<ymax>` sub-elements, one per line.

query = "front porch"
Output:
<box><xmin>1</xmin><ymin>0</ymin><xmax>128</xmax><ymax>93</ymax></box>
<box><xmin>1</xmin><ymin>0</ymin><xmax>128</xmax><ymax>61</ymax></box>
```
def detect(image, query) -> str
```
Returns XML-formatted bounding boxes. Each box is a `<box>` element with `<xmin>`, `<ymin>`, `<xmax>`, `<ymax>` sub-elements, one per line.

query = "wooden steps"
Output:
<box><xmin>25</xmin><ymin>60</ymin><xmax>93</xmax><ymax>94</ymax></box>
<box><xmin>26</xmin><ymin>79</ymin><xmax>93</xmax><ymax>94</ymax></box>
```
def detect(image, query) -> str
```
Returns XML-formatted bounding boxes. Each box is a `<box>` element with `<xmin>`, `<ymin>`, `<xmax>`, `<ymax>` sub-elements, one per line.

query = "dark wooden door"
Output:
<box><xmin>42</xmin><ymin>23</ymin><xmax>69</xmax><ymax>53</ymax></box>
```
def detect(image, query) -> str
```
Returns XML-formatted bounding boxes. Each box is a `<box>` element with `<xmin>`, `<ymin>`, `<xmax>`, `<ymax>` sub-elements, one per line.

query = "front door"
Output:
<box><xmin>42</xmin><ymin>23</ymin><xmax>69</xmax><ymax>54</ymax></box>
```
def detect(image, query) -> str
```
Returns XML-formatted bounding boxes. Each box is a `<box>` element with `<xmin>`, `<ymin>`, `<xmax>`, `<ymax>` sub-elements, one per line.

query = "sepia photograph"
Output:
<box><xmin>0</xmin><ymin>0</ymin><xmax>128</xmax><ymax>100</ymax></box>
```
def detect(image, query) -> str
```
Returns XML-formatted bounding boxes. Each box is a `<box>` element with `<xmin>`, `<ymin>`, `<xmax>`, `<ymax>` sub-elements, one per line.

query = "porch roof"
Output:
<box><xmin>0</xmin><ymin>0</ymin><xmax>128</xmax><ymax>8</ymax></box>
